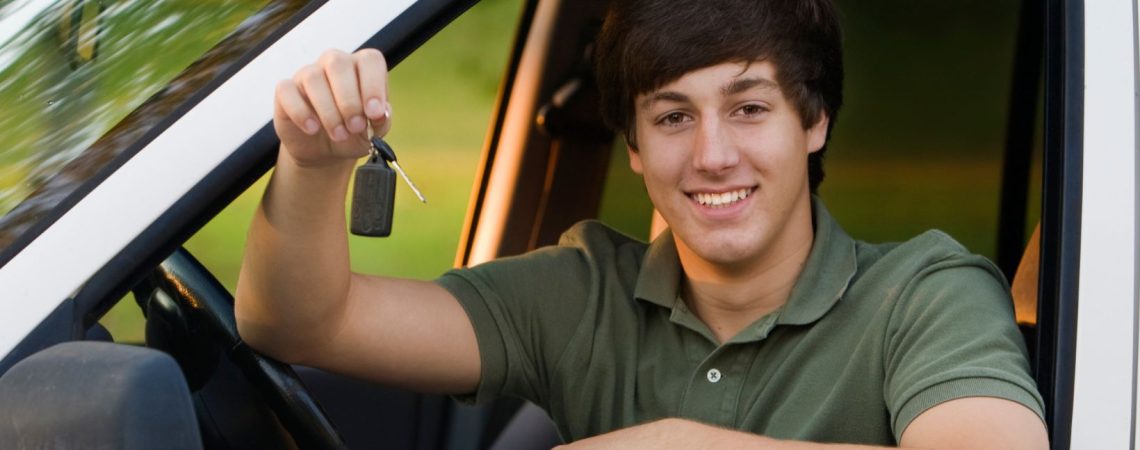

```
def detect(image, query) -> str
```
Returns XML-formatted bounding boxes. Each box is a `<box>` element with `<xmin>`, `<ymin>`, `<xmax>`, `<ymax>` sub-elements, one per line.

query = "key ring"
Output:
<box><xmin>365</xmin><ymin>124</ymin><xmax>427</xmax><ymax>203</ymax></box>
<box><xmin>366</xmin><ymin>126</ymin><xmax>380</xmax><ymax>162</ymax></box>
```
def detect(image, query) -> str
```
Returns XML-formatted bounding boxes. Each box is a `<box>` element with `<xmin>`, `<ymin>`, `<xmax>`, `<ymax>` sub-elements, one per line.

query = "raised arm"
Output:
<box><xmin>235</xmin><ymin>49</ymin><xmax>480</xmax><ymax>394</ymax></box>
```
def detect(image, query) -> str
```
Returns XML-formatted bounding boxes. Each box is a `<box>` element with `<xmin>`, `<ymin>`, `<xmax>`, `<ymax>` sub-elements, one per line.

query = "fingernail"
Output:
<box><xmin>349</xmin><ymin>115</ymin><xmax>366</xmax><ymax>133</ymax></box>
<box><xmin>366</xmin><ymin>98</ymin><xmax>383</xmax><ymax>117</ymax></box>
<box><xmin>304</xmin><ymin>119</ymin><xmax>319</xmax><ymax>134</ymax></box>
<box><xmin>333</xmin><ymin>125</ymin><xmax>348</xmax><ymax>142</ymax></box>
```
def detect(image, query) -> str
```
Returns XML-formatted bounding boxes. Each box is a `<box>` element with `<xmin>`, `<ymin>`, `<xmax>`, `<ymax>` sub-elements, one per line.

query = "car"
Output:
<box><xmin>0</xmin><ymin>0</ymin><xmax>1132</xmax><ymax>448</ymax></box>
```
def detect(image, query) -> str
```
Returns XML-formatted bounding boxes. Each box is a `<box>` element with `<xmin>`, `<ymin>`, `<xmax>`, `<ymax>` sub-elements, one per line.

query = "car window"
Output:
<box><xmin>0</xmin><ymin>0</ymin><xmax>308</xmax><ymax>257</ymax></box>
<box><xmin>100</xmin><ymin>0</ymin><xmax>526</xmax><ymax>342</ymax></box>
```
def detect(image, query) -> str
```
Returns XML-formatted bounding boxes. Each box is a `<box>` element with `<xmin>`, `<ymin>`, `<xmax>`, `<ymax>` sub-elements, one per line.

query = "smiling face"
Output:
<box><xmin>630</xmin><ymin>61</ymin><xmax>828</xmax><ymax>274</ymax></box>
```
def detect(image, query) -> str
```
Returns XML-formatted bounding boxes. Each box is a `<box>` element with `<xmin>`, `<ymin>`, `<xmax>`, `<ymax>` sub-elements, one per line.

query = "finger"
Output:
<box><xmin>275</xmin><ymin>79</ymin><xmax>320</xmax><ymax>135</ymax></box>
<box><xmin>354</xmin><ymin>48</ymin><xmax>389</xmax><ymax>123</ymax></box>
<box><xmin>320</xmin><ymin>49</ymin><xmax>367</xmax><ymax>136</ymax></box>
<box><xmin>296</xmin><ymin>64</ymin><xmax>349</xmax><ymax>142</ymax></box>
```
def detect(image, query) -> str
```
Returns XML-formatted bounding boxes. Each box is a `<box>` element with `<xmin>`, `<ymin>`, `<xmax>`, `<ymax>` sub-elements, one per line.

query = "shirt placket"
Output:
<box><xmin>677</xmin><ymin>344</ymin><xmax>751</xmax><ymax>426</ymax></box>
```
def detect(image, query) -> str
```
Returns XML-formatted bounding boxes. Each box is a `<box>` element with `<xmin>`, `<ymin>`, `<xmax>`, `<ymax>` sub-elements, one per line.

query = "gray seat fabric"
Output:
<box><xmin>0</xmin><ymin>341</ymin><xmax>202</xmax><ymax>450</ymax></box>
<box><xmin>489</xmin><ymin>402</ymin><xmax>561</xmax><ymax>450</ymax></box>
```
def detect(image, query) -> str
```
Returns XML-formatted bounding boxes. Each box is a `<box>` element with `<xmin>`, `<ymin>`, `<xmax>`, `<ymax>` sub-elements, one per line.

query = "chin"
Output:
<box><xmin>700</xmin><ymin>245</ymin><xmax>756</xmax><ymax>267</ymax></box>
<box><xmin>680</xmin><ymin>232</ymin><xmax>765</xmax><ymax>267</ymax></box>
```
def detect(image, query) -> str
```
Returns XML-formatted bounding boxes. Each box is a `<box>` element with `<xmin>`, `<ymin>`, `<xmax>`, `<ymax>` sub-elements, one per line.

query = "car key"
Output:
<box><xmin>350</xmin><ymin>134</ymin><xmax>426</xmax><ymax>237</ymax></box>
<box><xmin>350</xmin><ymin>143</ymin><xmax>396</xmax><ymax>237</ymax></box>
<box><xmin>370</xmin><ymin>136</ymin><xmax>427</xmax><ymax>204</ymax></box>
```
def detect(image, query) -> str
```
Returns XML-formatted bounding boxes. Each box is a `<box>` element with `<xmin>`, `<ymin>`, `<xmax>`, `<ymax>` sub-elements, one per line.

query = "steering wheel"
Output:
<box><xmin>135</xmin><ymin>247</ymin><xmax>346</xmax><ymax>450</ymax></box>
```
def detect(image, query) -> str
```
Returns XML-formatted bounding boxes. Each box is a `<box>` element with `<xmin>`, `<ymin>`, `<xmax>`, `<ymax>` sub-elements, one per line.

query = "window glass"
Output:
<box><xmin>823</xmin><ymin>0</ymin><xmax>1026</xmax><ymax>259</ymax></box>
<box><xmin>0</xmin><ymin>0</ymin><xmax>307</xmax><ymax>255</ymax></box>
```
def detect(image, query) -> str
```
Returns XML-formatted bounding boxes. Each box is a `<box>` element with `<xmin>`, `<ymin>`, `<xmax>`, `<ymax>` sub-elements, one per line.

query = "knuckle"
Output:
<box><xmin>298</xmin><ymin>65</ymin><xmax>324</xmax><ymax>86</ymax></box>
<box><xmin>275</xmin><ymin>79</ymin><xmax>296</xmax><ymax>97</ymax></box>
<box><xmin>317</xmin><ymin>108</ymin><xmax>341</xmax><ymax>125</ymax></box>
<box><xmin>356</xmin><ymin>48</ymin><xmax>386</xmax><ymax>65</ymax></box>
<box><xmin>339</xmin><ymin>101</ymin><xmax>362</xmax><ymax>116</ymax></box>
<box><xmin>318</xmin><ymin>48</ymin><xmax>346</xmax><ymax>64</ymax></box>
<box><xmin>320</xmin><ymin>49</ymin><xmax>351</xmax><ymax>69</ymax></box>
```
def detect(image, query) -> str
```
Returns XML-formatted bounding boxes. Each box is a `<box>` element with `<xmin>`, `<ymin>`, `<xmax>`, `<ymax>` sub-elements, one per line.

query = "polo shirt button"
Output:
<box><xmin>706</xmin><ymin>368</ymin><xmax>722</xmax><ymax>383</ymax></box>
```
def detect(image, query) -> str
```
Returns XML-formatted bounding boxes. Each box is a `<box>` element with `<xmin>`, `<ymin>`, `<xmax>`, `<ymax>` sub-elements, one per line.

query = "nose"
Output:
<box><xmin>691</xmin><ymin>117</ymin><xmax>739</xmax><ymax>173</ymax></box>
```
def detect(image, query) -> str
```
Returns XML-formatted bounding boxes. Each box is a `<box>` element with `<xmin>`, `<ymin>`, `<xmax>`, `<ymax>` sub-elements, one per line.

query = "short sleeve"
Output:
<box><xmin>434</xmin><ymin>245</ymin><xmax>594</xmax><ymax>406</ymax></box>
<box><xmin>883</xmin><ymin>252</ymin><xmax>1045</xmax><ymax>441</ymax></box>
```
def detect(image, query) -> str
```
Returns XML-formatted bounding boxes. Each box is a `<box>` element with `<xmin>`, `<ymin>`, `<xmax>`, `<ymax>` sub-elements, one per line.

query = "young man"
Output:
<box><xmin>236</xmin><ymin>0</ymin><xmax>1049</xmax><ymax>447</ymax></box>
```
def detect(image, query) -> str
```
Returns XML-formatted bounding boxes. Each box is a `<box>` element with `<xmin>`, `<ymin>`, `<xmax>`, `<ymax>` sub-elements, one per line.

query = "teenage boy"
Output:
<box><xmin>236</xmin><ymin>0</ymin><xmax>1049</xmax><ymax>447</ymax></box>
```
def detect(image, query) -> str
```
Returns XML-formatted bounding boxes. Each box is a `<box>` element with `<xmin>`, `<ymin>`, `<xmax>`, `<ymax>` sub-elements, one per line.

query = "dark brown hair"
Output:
<box><xmin>593</xmin><ymin>0</ymin><xmax>844</xmax><ymax>192</ymax></box>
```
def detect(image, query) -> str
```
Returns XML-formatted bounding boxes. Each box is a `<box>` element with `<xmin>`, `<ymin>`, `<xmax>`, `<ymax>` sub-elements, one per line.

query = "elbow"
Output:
<box><xmin>234</xmin><ymin>293</ymin><xmax>310</xmax><ymax>365</ymax></box>
<box><xmin>236</xmin><ymin>316</ymin><xmax>311</xmax><ymax>365</ymax></box>
<box><xmin>233</xmin><ymin>276</ymin><xmax>348</xmax><ymax>366</ymax></box>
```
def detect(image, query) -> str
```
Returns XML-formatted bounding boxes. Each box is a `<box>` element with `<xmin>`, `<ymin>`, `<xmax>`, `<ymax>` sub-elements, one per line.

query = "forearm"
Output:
<box><xmin>557</xmin><ymin>419</ymin><xmax>890</xmax><ymax>449</ymax></box>
<box><xmin>562</xmin><ymin>407</ymin><xmax>1047</xmax><ymax>450</ymax></box>
<box><xmin>235</xmin><ymin>147</ymin><xmax>358</xmax><ymax>362</ymax></box>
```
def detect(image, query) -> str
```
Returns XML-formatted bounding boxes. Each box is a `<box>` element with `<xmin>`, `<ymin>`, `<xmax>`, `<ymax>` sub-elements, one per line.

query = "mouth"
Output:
<box><xmin>687</xmin><ymin>187</ymin><xmax>756</xmax><ymax>208</ymax></box>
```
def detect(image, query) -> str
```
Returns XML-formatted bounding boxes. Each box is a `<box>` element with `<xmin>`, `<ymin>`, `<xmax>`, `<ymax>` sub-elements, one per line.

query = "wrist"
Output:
<box><xmin>278</xmin><ymin>145</ymin><xmax>358</xmax><ymax>172</ymax></box>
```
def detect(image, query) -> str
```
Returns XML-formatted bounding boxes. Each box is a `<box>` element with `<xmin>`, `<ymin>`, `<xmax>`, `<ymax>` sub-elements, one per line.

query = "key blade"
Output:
<box><xmin>390</xmin><ymin>161</ymin><xmax>427</xmax><ymax>203</ymax></box>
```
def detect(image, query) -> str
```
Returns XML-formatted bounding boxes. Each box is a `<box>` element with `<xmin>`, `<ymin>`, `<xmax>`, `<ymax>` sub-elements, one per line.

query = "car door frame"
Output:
<box><xmin>1039</xmin><ymin>0</ymin><xmax>1140</xmax><ymax>448</ymax></box>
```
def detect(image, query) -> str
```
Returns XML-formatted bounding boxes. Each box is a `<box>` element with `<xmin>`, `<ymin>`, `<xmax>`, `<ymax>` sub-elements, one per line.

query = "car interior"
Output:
<box><xmin>0</xmin><ymin>0</ymin><xmax>1058</xmax><ymax>448</ymax></box>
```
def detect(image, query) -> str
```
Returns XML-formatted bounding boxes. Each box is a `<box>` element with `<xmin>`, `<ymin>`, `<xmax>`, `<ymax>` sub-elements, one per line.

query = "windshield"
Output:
<box><xmin>0</xmin><ymin>0</ymin><xmax>307</xmax><ymax>256</ymax></box>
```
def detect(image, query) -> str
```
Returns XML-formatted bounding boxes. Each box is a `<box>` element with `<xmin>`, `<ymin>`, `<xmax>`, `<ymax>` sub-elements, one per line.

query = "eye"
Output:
<box><xmin>655</xmin><ymin>111</ymin><xmax>690</xmax><ymax>127</ymax></box>
<box><xmin>736</xmin><ymin>103</ymin><xmax>768</xmax><ymax>118</ymax></box>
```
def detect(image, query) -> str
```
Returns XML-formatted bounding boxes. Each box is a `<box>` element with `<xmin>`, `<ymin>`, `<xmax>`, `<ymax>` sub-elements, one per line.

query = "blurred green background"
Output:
<box><xmin>0</xmin><ymin>0</ymin><xmax>1036</xmax><ymax>341</ymax></box>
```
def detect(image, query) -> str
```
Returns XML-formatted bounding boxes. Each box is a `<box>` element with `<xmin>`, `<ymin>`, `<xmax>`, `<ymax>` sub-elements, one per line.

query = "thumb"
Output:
<box><xmin>370</xmin><ymin>103</ymin><xmax>393</xmax><ymax>138</ymax></box>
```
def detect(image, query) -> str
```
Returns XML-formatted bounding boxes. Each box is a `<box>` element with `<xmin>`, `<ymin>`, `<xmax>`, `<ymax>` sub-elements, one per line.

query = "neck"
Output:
<box><xmin>677</xmin><ymin>201</ymin><xmax>815</xmax><ymax>343</ymax></box>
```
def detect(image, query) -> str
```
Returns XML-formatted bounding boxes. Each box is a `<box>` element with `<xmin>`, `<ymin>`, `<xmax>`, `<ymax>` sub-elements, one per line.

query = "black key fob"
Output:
<box><xmin>350</xmin><ymin>156</ymin><xmax>396</xmax><ymax>237</ymax></box>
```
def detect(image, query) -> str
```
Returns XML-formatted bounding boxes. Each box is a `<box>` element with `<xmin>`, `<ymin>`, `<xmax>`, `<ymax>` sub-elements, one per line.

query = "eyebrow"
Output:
<box><xmin>639</xmin><ymin>77</ymin><xmax>780</xmax><ymax>110</ymax></box>
<box><xmin>639</xmin><ymin>91</ymin><xmax>689</xmax><ymax>110</ymax></box>
<box><xmin>721</xmin><ymin>77</ymin><xmax>779</xmax><ymax>96</ymax></box>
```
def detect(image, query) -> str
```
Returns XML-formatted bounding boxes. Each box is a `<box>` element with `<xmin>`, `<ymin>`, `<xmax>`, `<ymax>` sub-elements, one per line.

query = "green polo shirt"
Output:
<box><xmin>435</xmin><ymin>199</ymin><xmax>1044</xmax><ymax>445</ymax></box>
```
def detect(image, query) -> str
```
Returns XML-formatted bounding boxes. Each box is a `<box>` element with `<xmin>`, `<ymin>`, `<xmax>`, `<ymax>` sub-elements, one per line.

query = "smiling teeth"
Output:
<box><xmin>693</xmin><ymin>188</ymin><xmax>752</xmax><ymax>207</ymax></box>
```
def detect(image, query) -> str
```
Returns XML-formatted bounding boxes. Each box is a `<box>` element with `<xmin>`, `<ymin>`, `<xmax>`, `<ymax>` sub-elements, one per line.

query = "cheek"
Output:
<box><xmin>763</xmin><ymin>146</ymin><xmax>809</xmax><ymax>179</ymax></box>
<box><xmin>742</xmin><ymin>124</ymin><xmax>811</xmax><ymax>167</ymax></box>
<box><xmin>633</xmin><ymin>138</ymin><xmax>687</xmax><ymax>181</ymax></box>
<box><xmin>638</xmin><ymin>157</ymin><xmax>676</xmax><ymax>187</ymax></box>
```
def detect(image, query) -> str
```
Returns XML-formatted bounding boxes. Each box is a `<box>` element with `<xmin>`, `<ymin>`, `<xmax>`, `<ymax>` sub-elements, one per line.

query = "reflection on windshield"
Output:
<box><xmin>0</xmin><ymin>0</ymin><xmax>59</xmax><ymax>57</ymax></box>
<box><xmin>0</xmin><ymin>0</ymin><xmax>307</xmax><ymax>254</ymax></box>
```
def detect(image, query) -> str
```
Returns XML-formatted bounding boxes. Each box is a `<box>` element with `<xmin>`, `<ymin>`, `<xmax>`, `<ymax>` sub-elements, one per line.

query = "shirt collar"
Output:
<box><xmin>634</xmin><ymin>230</ymin><xmax>683</xmax><ymax>309</ymax></box>
<box><xmin>634</xmin><ymin>197</ymin><xmax>858</xmax><ymax>328</ymax></box>
<box><xmin>777</xmin><ymin>197</ymin><xmax>858</xmax><ymax>326</ymax></box>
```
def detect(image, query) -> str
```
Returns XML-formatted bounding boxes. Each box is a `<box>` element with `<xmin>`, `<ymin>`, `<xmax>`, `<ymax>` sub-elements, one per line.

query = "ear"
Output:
<box><xmin>628</xmin><ymin>143</ymin><xmax>644</xmax><ymax>174</ymax></box>
<box><xmin>807</xmin><ymin>113</ymin><xmax>830</xmax><ymax>154</ymax></box>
